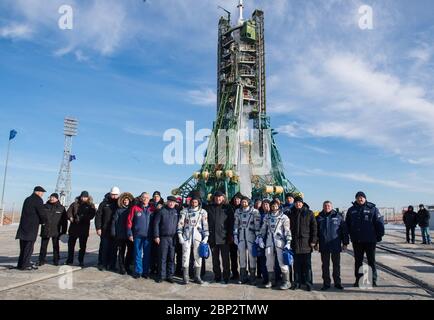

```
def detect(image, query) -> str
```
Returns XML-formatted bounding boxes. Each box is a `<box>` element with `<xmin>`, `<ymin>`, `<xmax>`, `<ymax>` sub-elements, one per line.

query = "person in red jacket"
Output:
<box><xmin>127</xmin><ymin>192</ymin><xmax>155</xmax><ymax>279</ymax></box>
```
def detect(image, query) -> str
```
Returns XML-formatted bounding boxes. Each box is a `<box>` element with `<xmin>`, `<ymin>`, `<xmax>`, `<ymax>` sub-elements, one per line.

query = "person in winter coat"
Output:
<box><xmin>37</xmin><ymin>193</ymin><xmax>68</xmax><ymax>266</ymax></box>
<box><xmin>204</xmin><ymin>191</ymin><xmax>234</xmax><ymax>284</ymax></box>
<box><xmin>66</xmin><ymin>191</ymin><xmax>96</xmax><ymax>267</ymax></box>
<box><xmin>111</xmin><ymin>192</ymin><xmax>134</xmax><ymax>275</ymax></box>
<box><xmin>127</xmin><ymin>192</ymin><xmax>155</xmax><ymax>279</ymax></box>
<box><xmin>153</xmin><ymin>196</ymin><xmax>179</xmax><ymax>283</ymax></box>
<box><xmin>258</xmin><ymin>200</ymin><xmax>292</xmax><ymax>290</ymax></box>
<box><xmin>282</xmin><ymin>193</ymin><xmax>295</xmax><ymax>216</ymax></box>
<box><xmin>177</xmin><ymin>196</ymin><xmax>209</xmax><ymax>285</ymax></box>
<box><xmin>150</xmin><ymin>191</ymin><xmax>165</xmax><ymax>275</ymax></box>
<box><xmin>229</xmin><ymin>192</ymin><xmax>242</xmax><ymax>280</ymax></box>
<box><xmin>95</xmin><ymin>187</ymin><xmax>120</xmax><ymax>271</ymax></box>
<box><xmin>233</xmin><ymin>196</ymin><xmax>261</xmax><ymax>285</ymax></box>
<box><xmin>417</xmin><ymin>204</ymin><xmax>431</xmax><ymax>244</ymax></box>
<box><xmin>403</xmin><ymin>206</ymin><xmax>418</xmax><ymax>244</ymax></box>
<box><xmin>346</xmin><ymin>191</ymin><xmax>385</xmax><ymax>287</ymax></box>
<box><xmin>288</xmin><ymin>196</ymin><xmax>317</xmax><ymax>291</ymax></box>
<box><xmin>16</xmin><ymin>186</ymin><xmax>47</xmax><ymax>270</ymax></box>
<box><xmin>315</xmin><ymin>201</ymin><xmax>349</xmax><ymax>291</ymax></box>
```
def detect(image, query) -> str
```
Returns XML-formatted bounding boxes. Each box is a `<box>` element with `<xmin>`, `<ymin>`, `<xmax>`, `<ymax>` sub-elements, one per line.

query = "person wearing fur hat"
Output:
<box><xmin>229</xmin><ymin>192</ymin><xmax>243</xmax><ymax>280</ymax></box>
<box><xmin>288</xmin><ymin>196</ymin><xmax>317</xmax><ymax>291</ymax></box>
<box><xmin>233</xmin><ymin>196</ymin><xmax>261</xmax><ymax>285</ymax></box>
<box><xmin>258</xmin><ymin>200</ymin><xmax>292</xmax><ymax>290</ymax></box>
<box><xmin>111</xmin><ymin>192</ymin><xmax>134</xmax><ymax>275</ymax></box>
<box><xmin>37</xmin><ymin>193</ymin><xmax>68</xmax><ymax>266</ymax></box>
<box><xmin>346</xmin><ymin>191</ymin><xmax>384</xmax><ymax>287</ymax></box>
<box><xmin>66</xmin><ymin>191</ymin><xmax>96</xmax><ymax>267</ymax></box>
<box><xmin>177</xmin><ymin>196</ymin><xmax>209</xmax><ymax>285</ymax></box>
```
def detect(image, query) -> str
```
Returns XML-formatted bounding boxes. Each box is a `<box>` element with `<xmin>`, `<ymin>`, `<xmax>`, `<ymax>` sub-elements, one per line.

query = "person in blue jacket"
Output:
<box><xmin>345</xmin><ymin>191</ymin><xmax>385</xmax><ymax>287</ymax></box>
<box><xmin>153</xmin><ymin>196</ymin><xmax>179</xmax><ymax>283</ymax></box>
<box><xmin>315</xmin><ymin>200</ymin><xmax>349</xmax><ymax>291</ymax></box>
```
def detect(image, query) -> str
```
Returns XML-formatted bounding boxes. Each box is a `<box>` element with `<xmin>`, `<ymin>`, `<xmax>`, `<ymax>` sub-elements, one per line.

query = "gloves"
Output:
<box><xmin>202</xmin><ymin>236</ymin><xmax>208</xmax><ymax>244</ymax></box>
<box><xmin>255</xmin><ymin>237</ymin><xmax>260</xmax><ymax>245</ymax></box>
<box><xmin>258</xmin><ymin>237</ymin><xmax>265</xmax><ymax>249</ymax></box>
<box><xmin>284</xmin><ymin>243</ymin><xmax>291</xmax><ymax>250</ymax></box>
<box><xmin>234</xmin><ymin>235</ymin><xmax>239</xmax><ymax>246</ymax></box>
<box><xmin>178</xmin><ymin>234</ymin><xmax>185</xmax><ymax>245</ymax></box>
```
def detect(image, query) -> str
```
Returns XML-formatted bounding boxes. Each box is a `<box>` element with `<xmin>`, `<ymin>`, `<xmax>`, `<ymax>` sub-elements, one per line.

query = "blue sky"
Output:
<box><xmin>0</xmin><ymin>0</ymin><xmax>434</xmax><ymax>211</ymax></box>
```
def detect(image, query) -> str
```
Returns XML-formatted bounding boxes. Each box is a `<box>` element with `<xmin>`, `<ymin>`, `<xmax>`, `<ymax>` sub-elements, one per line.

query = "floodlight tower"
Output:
<box><xmin>55</xmin><ymin>117</ymin><xmax>78</xmax><ymax>207</ymax></box>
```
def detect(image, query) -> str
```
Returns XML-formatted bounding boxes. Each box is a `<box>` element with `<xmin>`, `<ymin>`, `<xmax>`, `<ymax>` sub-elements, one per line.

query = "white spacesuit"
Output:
<box><xmin>177</xmin><ymin>204</ymin><xmax>209</xmax><ymax>284</ymax></box>
<box><xmin>258</xmin><ymin>208</ymin><xmax>292</xmax><ymax>289</ymax></box>
<box><xmin>233</xmin><ymin>204</ymin><xmax>261</xmax><ymax>284</ymax></box>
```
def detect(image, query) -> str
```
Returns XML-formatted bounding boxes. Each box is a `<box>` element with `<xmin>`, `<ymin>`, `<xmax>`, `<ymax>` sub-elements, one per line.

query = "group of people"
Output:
<box><xmin>16</xmin><ymin>185</ymin><xmax>401</xmax><ymax>291</ymax></box>
<box><xmin>402</xmin><ymin>204</ymin><xmax>432</xmax><ymax>245</ymax></box>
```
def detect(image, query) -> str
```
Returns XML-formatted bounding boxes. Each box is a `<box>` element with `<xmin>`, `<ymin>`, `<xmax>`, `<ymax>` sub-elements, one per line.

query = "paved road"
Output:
<box><xmin>0</xmin><ymin>224</ymin><xmax>432</xmax><ymax>300</ymax></box>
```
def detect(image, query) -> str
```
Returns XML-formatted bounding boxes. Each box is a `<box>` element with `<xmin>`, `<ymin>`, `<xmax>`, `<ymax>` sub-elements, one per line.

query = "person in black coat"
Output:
<box><xmin>417</xmin><ymin>204</ymin><xmax>431</xmax><ymax>244</ymax></box>
<box><xmin>153</xmin><ymin>196</ymin><xmax>179</xmax><ymax>283</ymax></box>
<box><xmin>288</xmin><ymin>196</ymin><xmax>317</xmax><ymax>291</ymax></box>
<box><xmin>150</xmin><ymin>191</ymin><xmax>165</xmax><ymax>276</ymax></box>
<box><xmin>111</xmin><ymin>192</ymin><xmax>134</xmax><ymax>275</ymax></box>
<box><xmin>403</xmin><ymin>206</ymin><xmax>418</xmax><ymax>244</ymax></box>
<box><xmin>15</xmin><ymin>186</ymin><xmax>47</xmax><ymax>270</ymax></box>
<box><xmin>204</xmin><ymin>191</ymin><xmax>234</xmax><ymax>284</ymax></box>
<box><xmin>95</xmin><ymin>187</ymin><xmax>120</xmax><ymax>271</ymax></box>
<box><xmin>229</xmin><ymin>192</ymin><xmax>242</xmax><ymax>280</ymax></box>
<box><xmin>346</xmin><ymin>191</ymin><xmax>384</xmax><ymax>287</ymax></box>
<box><xmin>66</xmin><ymin>191</ymin><xmax>96</xmax><ymax>266</ymax></box>
<box><xmin>37</xmin><ymin>193</ymin><xmax>67</xmax><ymax>266</ymax></box>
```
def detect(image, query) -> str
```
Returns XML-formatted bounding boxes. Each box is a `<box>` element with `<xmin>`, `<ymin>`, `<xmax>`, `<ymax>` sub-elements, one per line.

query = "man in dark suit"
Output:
<box><xmin>16</xmin><ymin>186</ymin><xmax>47</xmax><ymax>270</ymax></box>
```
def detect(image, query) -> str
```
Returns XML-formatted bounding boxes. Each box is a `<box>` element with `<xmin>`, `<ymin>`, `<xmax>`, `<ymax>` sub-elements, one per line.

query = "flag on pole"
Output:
<box><xmin>9</xmin><ymin>130</ymin><xmax>17</xmax><ymax>141</ymax></box>
<box><xmin>69</xmin><ymin>155</ymin><xmax>76</xmax><ymax>162</ymax></box>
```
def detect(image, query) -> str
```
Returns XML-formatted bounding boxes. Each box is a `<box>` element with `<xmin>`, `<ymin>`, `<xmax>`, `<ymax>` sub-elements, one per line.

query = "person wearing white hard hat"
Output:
<box><xmin>95</xmin><ymin>187</ymin><xmax>121</xmax><ymax>271</ymax></box>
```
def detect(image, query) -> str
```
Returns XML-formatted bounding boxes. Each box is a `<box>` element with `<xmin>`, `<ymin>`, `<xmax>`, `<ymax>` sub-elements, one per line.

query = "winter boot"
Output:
<box><xmin>279</xmin><ymin>271</ymin><xmax>290</xmax><ymax>290</ymax></box>
<box><xmin>194</xmin><ymin>267</ymin><xmax>203</xmax><ymax>285</ymax></box>
<box><xmin>183</xmin><ymin>268</ymin><xmax>189</xmax><ymax>285</ymax></box>
<box><xmin>239</xmin><ymin>268</ymin><xmax>248</xmax><ymax>284</ymax></box>
<box><xmin>264</xmin><ymin>272</ymin><xmax>274</xmax><ymax>289</ymax></box>
<box><xmin>249</xmin><ymin>269</ymin><xmax>257</xmax><ymax>285</ymax></box>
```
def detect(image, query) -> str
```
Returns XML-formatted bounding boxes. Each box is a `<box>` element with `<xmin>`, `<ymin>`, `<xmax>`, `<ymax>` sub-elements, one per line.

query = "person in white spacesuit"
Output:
<box><xmin>233</xmin><ymin>196</ymin><xmax>261</xmax><ymax>285</ymax></box>
<box><xmin>177</xmin><ymin>196</ymin><xmax>209</xmax><ymax>285</ymax></box>
<box><xmin>258</xmin><ymin>200</ymin><xmax>292</xmax><ymax>290</ymax></box>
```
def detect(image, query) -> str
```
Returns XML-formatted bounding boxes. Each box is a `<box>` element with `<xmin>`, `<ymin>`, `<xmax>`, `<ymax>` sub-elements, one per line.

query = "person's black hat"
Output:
<box><xmin>408</xmin><ymin>205</ymin><xmax>414</xmax><ymax>211</ymax></box>
<box><xmin>213</xmin><ymin>191</ymin><xmax>224</xmax><ymax>197</ymax></box>
<box><xmin>233</xmin><ymin>192</ymin><xmax>243</xmax><ymax>199</ymax></box>
<box><xmin>80</xmin><ymin>191</ymin><xmax>89</xmax><ymax>198</ymax></box>
<box><xmin>270</xmin><ymin>200</ymin><xmax>279</xmax><ymax>207</ymax></box>
<box><xmin>294</xmin><ymin>196</ymin><xmax>304</xmax><ymax>203</ymax></box>
<box><xmin>50</xmin><ymin>193</ymin><xmax>59</xmax><ymax>200</ymax></box>
<box><xmin>355</xmin><ymin>191</ymin><xmax>366</xmax><ymax>199</ymax></box>
<box><xmin>419</xmin><ymin>204</ymin><xmax>424</xmax><ymax>208</ymax></box>
<box><xmin>285</xmin><ymin>193</ymin><xmax>294</xmax><ymax>198</ymax></box>
<box><xmin>167</xmin><ymin>196</ymin><xmax>177</xmax><ymax>202</ymax></box>
<box><xmin>34</xmin><ymin>186</ymin><xmax>46</xmax><ymax>192</ymax></box>
<box><xmin>241</xmin><ymin>196</ymin><xmax>250</xmax><ymax>202</ymax></box>
<box><xmin>153</xmin><ymin>191</ymin><xmax>161</xmax><ymax>197</ymax></box>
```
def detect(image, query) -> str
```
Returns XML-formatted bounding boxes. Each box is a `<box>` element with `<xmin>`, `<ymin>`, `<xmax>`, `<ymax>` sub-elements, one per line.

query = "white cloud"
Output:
<box><xmin>0</xmin><ymin>24</ymin><xmax>33</xmax><ymax>39</ymax></box>
<box><xmin>123</xmin><ymin>127</ymin><xmax>161</xmax><ymax>137</ymax></box>
<box><xmin>187</xmin><ymin>88</ymin><xmax>217</xmax><ymax>107</ymax></box>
